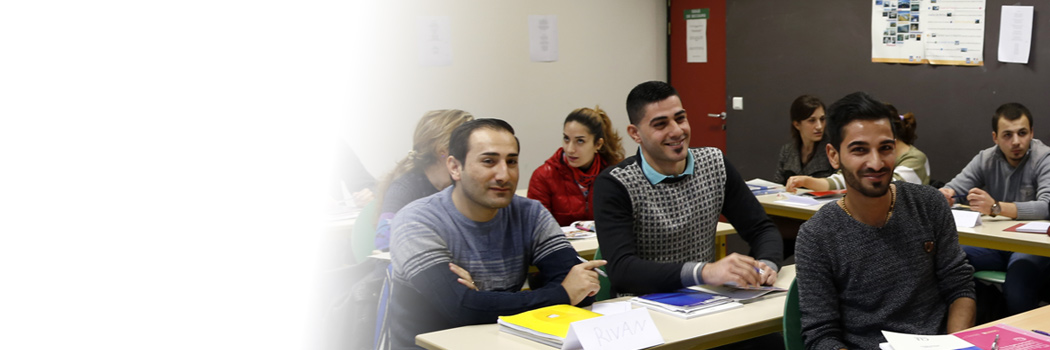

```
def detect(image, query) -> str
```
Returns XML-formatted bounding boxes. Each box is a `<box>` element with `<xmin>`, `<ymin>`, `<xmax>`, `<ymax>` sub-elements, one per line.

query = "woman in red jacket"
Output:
<box><xmin>528</xmin><ymin>106</ymin><xmax>625</xmax><ymax>226</ymax></box>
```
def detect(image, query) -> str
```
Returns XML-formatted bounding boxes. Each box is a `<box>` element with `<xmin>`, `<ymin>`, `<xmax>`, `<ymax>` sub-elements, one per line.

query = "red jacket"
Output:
<box><xmin>528</xmin><ymin>148</ymin><xmax>603</xmax><ymax>226</ymax></box>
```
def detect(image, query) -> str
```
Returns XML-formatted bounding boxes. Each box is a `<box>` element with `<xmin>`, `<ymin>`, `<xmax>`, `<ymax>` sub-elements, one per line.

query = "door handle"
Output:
<box><xmin>707</xmin><ymin>112</ymin><xmax>727</xmax><ymax>120</ymax></box>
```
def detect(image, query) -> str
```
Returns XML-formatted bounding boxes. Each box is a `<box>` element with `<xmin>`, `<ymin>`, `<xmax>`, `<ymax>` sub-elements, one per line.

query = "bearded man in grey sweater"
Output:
<box><xmin>796</xmin><ymin>92</ymin><xmax>975</xmax><ymax>350</ymax></box>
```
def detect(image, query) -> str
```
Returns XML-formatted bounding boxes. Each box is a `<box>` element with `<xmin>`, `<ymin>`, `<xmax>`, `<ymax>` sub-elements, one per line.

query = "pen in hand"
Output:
<box><xmin>577</xmin><ymin>256</ymin><xmax>608</xmax><ymax>278</ymax></box>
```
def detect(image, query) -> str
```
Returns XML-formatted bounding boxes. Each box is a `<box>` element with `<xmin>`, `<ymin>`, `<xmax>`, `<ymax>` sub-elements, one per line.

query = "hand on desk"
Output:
<box><xmin>785</xmin><ymin>175</ymin><xmax>829</xmax><ymax>193</ymax></box>
<box><xmin>702</xmin><ymin>253</ymin><xmax>777</xmax><ymax>287</ymax></box>
<box><xmin>562</xmin><ymin>259</ymin><xmax>606</xmax><ymax>305</ymax></box>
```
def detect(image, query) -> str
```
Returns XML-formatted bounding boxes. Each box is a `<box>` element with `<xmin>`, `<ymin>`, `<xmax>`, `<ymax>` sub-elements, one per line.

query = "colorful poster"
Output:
<box><xmin>871</xmin><ymin>0</ymin><xmax>985</xmax><ymax>66</ymax></box>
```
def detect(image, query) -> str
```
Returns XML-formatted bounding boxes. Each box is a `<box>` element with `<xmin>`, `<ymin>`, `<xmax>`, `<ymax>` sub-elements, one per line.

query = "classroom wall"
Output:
<box><xmin>725</xmin><ymin>1</ymin><xmax>1050</xmax><ymax>183</ymax></box>
<box><xmin>345</xmin><ymin>1</ymin><xmax>666</xmax><ymax>190</ymax></box>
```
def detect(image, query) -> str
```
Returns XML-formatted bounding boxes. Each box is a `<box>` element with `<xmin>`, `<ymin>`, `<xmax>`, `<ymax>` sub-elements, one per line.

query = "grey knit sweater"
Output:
<box><xmin>795</xmin><ymin>181</ymin><xmax>975</xmax><ymax>350</ymax></box>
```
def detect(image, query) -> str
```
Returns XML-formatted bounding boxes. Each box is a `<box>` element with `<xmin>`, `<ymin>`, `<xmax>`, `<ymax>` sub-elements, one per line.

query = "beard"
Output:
<box><xmin>841</xmin><ymin>166</ymin><xmax>892</xmax><ymax>198</ymax></box>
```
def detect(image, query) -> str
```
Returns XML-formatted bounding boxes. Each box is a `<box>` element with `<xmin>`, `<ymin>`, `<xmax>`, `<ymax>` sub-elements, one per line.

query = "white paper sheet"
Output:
<box><xmin>529</xmin><ymin>15</ymin><xmax>558</xmax><ymax>62</ymax></box>
<box><xmin>998</xmin><ymin>5</ymin><xmax>1033</xmax><ymax>63</ymax></box>
<box><xmin>1016</xmin><ymin>222</ymin><xmax>1050</xmax><ymax>233</ymax></box>
<box><xmin>589</xmin><ymin>301</ymin><xmax>633</xmax><ymax>316</ymax></box>
<box><xmin>686</xmin><ymin>19</ymin><xmax>708</xmax><ymax>63</ymax></box>
<box><xmin>774</xmin><ymin>194</ymin><xmax>826</xmax><ymax>207</ymax></box>
<box><xmin>417</xmin><ymin>16</ymin><xmax>452</xmax><ymax>66</ymax></box>
<box><xmin>881</xmin><ymin>330</ymin><xmax>979</xmax><ymax>350</ymax></box>
<box><xmin>951</xmin><ymin>210</ymin><xmax>982</xmax><ymax>228</ymax></box>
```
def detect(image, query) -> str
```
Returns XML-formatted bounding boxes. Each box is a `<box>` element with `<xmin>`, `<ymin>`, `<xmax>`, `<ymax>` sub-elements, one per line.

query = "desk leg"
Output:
<box><xmin>716</xmin><ymin>236</ymin><xmax>726</xmax><ymax>259</ymax></box>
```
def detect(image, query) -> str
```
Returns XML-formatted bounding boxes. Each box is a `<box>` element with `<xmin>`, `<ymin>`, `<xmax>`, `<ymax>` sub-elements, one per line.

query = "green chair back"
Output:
<box><xmin>973</xmin><ymin>270</ymin><xmax>1007</xmax><ymax>284</ymax></box>
<box><xmin>593</xmin><ymin>248</ymin><xmax>612</xmax><ymax>301</ymax></box>
<box><xmin>783</xmin><ymin>279</ymin><xmax>804</xmax><ymax>350</ymax></box>
<box><xmin>351</xmin><ymin>200</ymin><xmax>380</xmax><ymax>264</ymax></box>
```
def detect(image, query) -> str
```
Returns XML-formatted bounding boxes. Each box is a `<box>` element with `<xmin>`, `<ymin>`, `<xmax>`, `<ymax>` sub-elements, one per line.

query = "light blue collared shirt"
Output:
<box><xmin>639</xmin><ymin>147</ymin><xmax>695</xmax><ymax>185</ymax></box>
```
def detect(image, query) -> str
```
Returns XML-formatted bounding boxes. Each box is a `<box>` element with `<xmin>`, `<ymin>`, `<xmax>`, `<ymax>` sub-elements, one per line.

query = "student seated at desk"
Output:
<box><xmin>785</xmin><ymin>104</ymin><xmax>929</xmax><ymax>192</ymax></box>
<box><xmin>796</xmin><ymin>92</ymin><xmax>975</xmax><ymax>350</ymax></box>
<box><xmin>528</xmin><ymin>106</ymin><xmax>625</xmax><ymax>226</ymax></box>
<box><xmin>594</xmin><ymin>81</ymin><xmax>783</xmax><ymax>296</ymax></box>
<box><xmin>938</xmin><ymin>102</ymin><xmax>1050</xmax><ymax>316</ymax></box>
<box><xmin>389</xmin><ymin>119</ymin><xmax>604</xmax><ymax>350</ymax></box>
<box><xmin>373</xmin><ymin>109</ymin><xmax>473</xmax><ymax>251</ymax></box>
<box><xmin>772</xmin><ymin>95</ymin><xmax>836</xmax><ymax>185</ymax></box>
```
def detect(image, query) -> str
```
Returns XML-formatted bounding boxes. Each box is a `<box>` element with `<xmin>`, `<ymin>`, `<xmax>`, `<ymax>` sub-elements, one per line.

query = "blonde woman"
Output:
<box><xmin>373</xmin><ymin>109</ymin><xmax>473</xmax><ymax>250</ymax></box>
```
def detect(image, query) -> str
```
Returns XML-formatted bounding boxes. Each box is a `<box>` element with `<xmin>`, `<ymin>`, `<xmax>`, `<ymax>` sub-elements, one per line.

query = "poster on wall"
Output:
<box><xmin>417</xmin><ymin>16</ymin><xmax>453</xmax><ymax>66</ymax></box>
<box><xmin>684</xmin><ymin>9</ymin><xmax>708</xmax><ymax>63</ymax></box>
<box><xmin>870</xmin><ymin>0</ymin><xmax>985</xmax><ymax>66</ymax></box>
<box><xmin>529</xmin><ymin>15</ymin><xmax>559</xmax><ymax>62</ymax></box>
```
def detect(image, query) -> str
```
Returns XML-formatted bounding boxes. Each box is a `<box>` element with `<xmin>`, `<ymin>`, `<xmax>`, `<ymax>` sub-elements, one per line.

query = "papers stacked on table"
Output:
<box><xmin>630</xmin><ymin>288</ymin><xmax>742</xmax><ymax>319</ymax></box>
<box><xmin>561</xmin><ymin>220</ymin><xmax>596</xmax><ymax>239</ymax></box>
<box><xmin>747</xmin><ymin>178</ymin><xmax>785</xmax><ymax>195</ymax></box>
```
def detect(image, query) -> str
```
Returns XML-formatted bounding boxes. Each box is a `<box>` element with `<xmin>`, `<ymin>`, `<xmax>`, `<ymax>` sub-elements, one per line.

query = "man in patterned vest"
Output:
<box><xmin>594</xmin><ymin>81</ymin><xmax>783</xmax><ymax>296</ymax></box>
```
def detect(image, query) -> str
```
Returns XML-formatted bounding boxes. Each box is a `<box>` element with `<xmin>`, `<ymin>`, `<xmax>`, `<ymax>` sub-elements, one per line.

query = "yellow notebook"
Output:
<box><xmin>498</xmin><ymin>304</ymin><xmax>601</xmax><ymax>338</ymax></box>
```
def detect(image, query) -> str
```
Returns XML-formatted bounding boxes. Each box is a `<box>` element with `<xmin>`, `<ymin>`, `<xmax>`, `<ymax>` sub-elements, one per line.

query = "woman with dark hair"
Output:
<box><xmin>773</xmin><ymin>95</ymin><xmax>837</xmax><ymax>185</ymax></box>
<box><xmin>528</xmin><ymin>106</ymin><xmax>625</xmax><ymax>226</ymax></box>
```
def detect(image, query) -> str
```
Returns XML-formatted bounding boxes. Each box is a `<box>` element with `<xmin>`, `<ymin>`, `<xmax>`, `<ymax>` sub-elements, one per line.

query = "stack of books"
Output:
<box><xmin>631</xmin><ymin>289</ymin><xmax>742</xmax><ymax>319</ymax></box>
<box><xmin>497</xmin><ymin>304</ymin><xmax>601</xmax><ymax>348</ymax></box>
<box><xmin>746</xmin><ymin>179</ymin><xmax>785</xmax><ymax>195</ymax></box>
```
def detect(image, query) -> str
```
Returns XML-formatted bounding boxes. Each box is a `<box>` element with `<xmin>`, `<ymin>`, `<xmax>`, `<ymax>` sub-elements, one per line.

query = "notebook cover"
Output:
<box><xmin>1002</xmin><ymin>223</ymin><xmax>1050</xmax><ymax>235</ymax></box>
<box><xmin>497</xmin><ymin>304</ymin><xmax>601</xmax><ymax>338</ymax></box>
<box><xmin>637</xmin><ymin>289</ymin><xmax>723</xmax><ymax>307</ymax></box>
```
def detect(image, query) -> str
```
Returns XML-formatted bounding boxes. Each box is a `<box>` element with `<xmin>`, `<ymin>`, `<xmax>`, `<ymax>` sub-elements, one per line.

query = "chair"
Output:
<box><xmin>593</xmin><ymin>248</ymin><xmax>612</xmax><ymax>301</ymax></box>
<box><xmin>351</xmin><ymin>200</ymin><xmax>380</xmax><ymax>264</ymax></box>
<box><xmin>973</xmin><ymin>270</ymin><xmax>1006</xmax><ymax>285</ymax></box>
<box><xmin>782</xmin><ymin>280</ymin><xmax>804</xmax><ymax>350</ymax></box>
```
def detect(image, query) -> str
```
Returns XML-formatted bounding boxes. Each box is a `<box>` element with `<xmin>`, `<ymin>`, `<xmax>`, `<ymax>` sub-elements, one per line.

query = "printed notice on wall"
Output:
<box><xmin>998</xmin><ymin>5</ymin><xmax>1033</xmax><ymax>64</ymax></box>
<box><xmin>871</xmin><ymin>0</ymin><xmax>986</xmax><ymax>66</ymax></box>
<box><xmin>528</xmin><ymin>15</ymin><xmax>558</xmax><ymax>62</ymax></box>
<box><xmin>417</xmin><ymin>16</ymin><xmax>452</xmax><ymax>66</ymax></box>
<box><xmin>685</xmin><ymin>9</ymin><xmax>709</xmax><ymax>63</ymax></box>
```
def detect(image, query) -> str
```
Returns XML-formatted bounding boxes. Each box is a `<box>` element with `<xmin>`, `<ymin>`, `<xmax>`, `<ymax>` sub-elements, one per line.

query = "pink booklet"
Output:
<box><xmin>954</xmin><ymin>324</ymin><xmax>1050</xmax><ymax>349</ymax></box>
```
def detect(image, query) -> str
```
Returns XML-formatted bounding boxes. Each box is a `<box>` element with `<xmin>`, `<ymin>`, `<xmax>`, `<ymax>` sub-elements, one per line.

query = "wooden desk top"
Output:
<box><xmin>955</xmin><ymin>216</ymin><xmax>1050</xmax><ymax>257</ymax></box>
<box><xmin>755</xmin><ymin>192</ymin><xmax>823</xmax><ymax>221</ymax></box>
<box><xmin>966</xmin><ymin>304</ymin><xmax>1050</xmax><ymax>332</ymax></box>
<box><xmin>417</xmin><ymin>265</ymin><xmax>795</xmax><ymax>350</ymax></box>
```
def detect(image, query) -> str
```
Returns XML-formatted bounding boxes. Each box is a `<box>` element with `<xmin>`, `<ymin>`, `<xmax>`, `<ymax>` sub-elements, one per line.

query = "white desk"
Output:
<box><xmin>966</xmin><ymin>304</ymin><xmax>1050</xmax><ymax>331</ymax></box>
<box><xmin>757</xmin><ymin>192</ymin><xmax>1050</xmax><ymax>258</ymax></box>
<box><xmin>755</xmin><ymin>192</ymin><xmax>823</xmax><ymax>220</ymax></box>
<box><xmin>956</xmin><ymin>217</ymin><xmax>1050</xmax><ymax>258</ymax></box>
<box><xmin>417</xmin><ymin>265</ymin><xmax>795</xmax><ymax>350</ymax></box>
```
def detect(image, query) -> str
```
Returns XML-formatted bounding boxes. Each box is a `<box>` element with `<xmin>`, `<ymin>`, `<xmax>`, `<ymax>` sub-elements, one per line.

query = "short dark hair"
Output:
<box><xmin>992</xmin><ymin>102</ymin><xmax>1033</xmax><ymax>133</ymax></box>
<box><xmin>825</xmin><ymin>92</ymin><xmax>897</xmax><ymax>149</ymax></box>
<box><xmin>448</xmin><ymin>118</ymin><xmax>520</xmax><ymax>163</ymax></box>
<box><xmin>626</xmin><ymin>81</ymin><xmax>679</xmax><ymax>125</ymax></box>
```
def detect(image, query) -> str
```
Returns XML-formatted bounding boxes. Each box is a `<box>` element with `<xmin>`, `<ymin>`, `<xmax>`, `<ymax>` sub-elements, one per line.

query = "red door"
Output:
<box><xmin>669</xmin><ymin>0</ymin><xmax>727</xmax><ymax>152</ymax></box>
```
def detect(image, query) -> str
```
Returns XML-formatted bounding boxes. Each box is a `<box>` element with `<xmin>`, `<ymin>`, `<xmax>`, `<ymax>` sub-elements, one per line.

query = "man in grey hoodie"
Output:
<box><xmin>939</xmin><ymin>102</ymin><xmax>1050</xmax><ymax>316</ymax></box>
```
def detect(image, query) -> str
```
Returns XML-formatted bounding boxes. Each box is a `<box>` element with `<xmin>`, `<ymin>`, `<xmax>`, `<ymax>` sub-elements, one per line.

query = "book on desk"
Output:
<box><xmin>497</xmin><ymin>304</ymin><xmax>601</xmax><ymax>348</ymax></box>
<box><xmin>631</xmin><ymin>289</ymin><xmax>743</xmax><ymax>319</ymax></box>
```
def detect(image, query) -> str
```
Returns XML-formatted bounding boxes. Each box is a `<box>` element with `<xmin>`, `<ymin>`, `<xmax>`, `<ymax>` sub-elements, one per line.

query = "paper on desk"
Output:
<box><xmin>998</xmin><ymin>6</ymin><xmax>1033</xmax><ymax>64</ymax></box>
<box><xmin>880</xmin><ymin>330</ymin><xmax>980</xmax><ymax>350</ymax></box>
<box><xmin>746</xmin><ymin>178</ymin><xmax>782</xmax><ymax>188</ymax></box>
<box><xmin>688</xmin><ymin>285</ymin><xmax>784</xmax><ymax>301</ymax></box>
<box><xmin>774</xmin><ymin>194</ymin><xmax>829</xmax><ymax>207</ymax></box>
<box><xmin>589</xmin><ymin>301</ymin><xmax>632</xmax><ymax>316</ymax></box>
<box><xmin>951</xmin><ymin>210</ymin><xmax>982</xmax><ymax>228</ymax></box>
<box><xmin>1016</xmin><ymin>222</ymin><xmax>1050</xmax><ymax>233</ymax></box>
